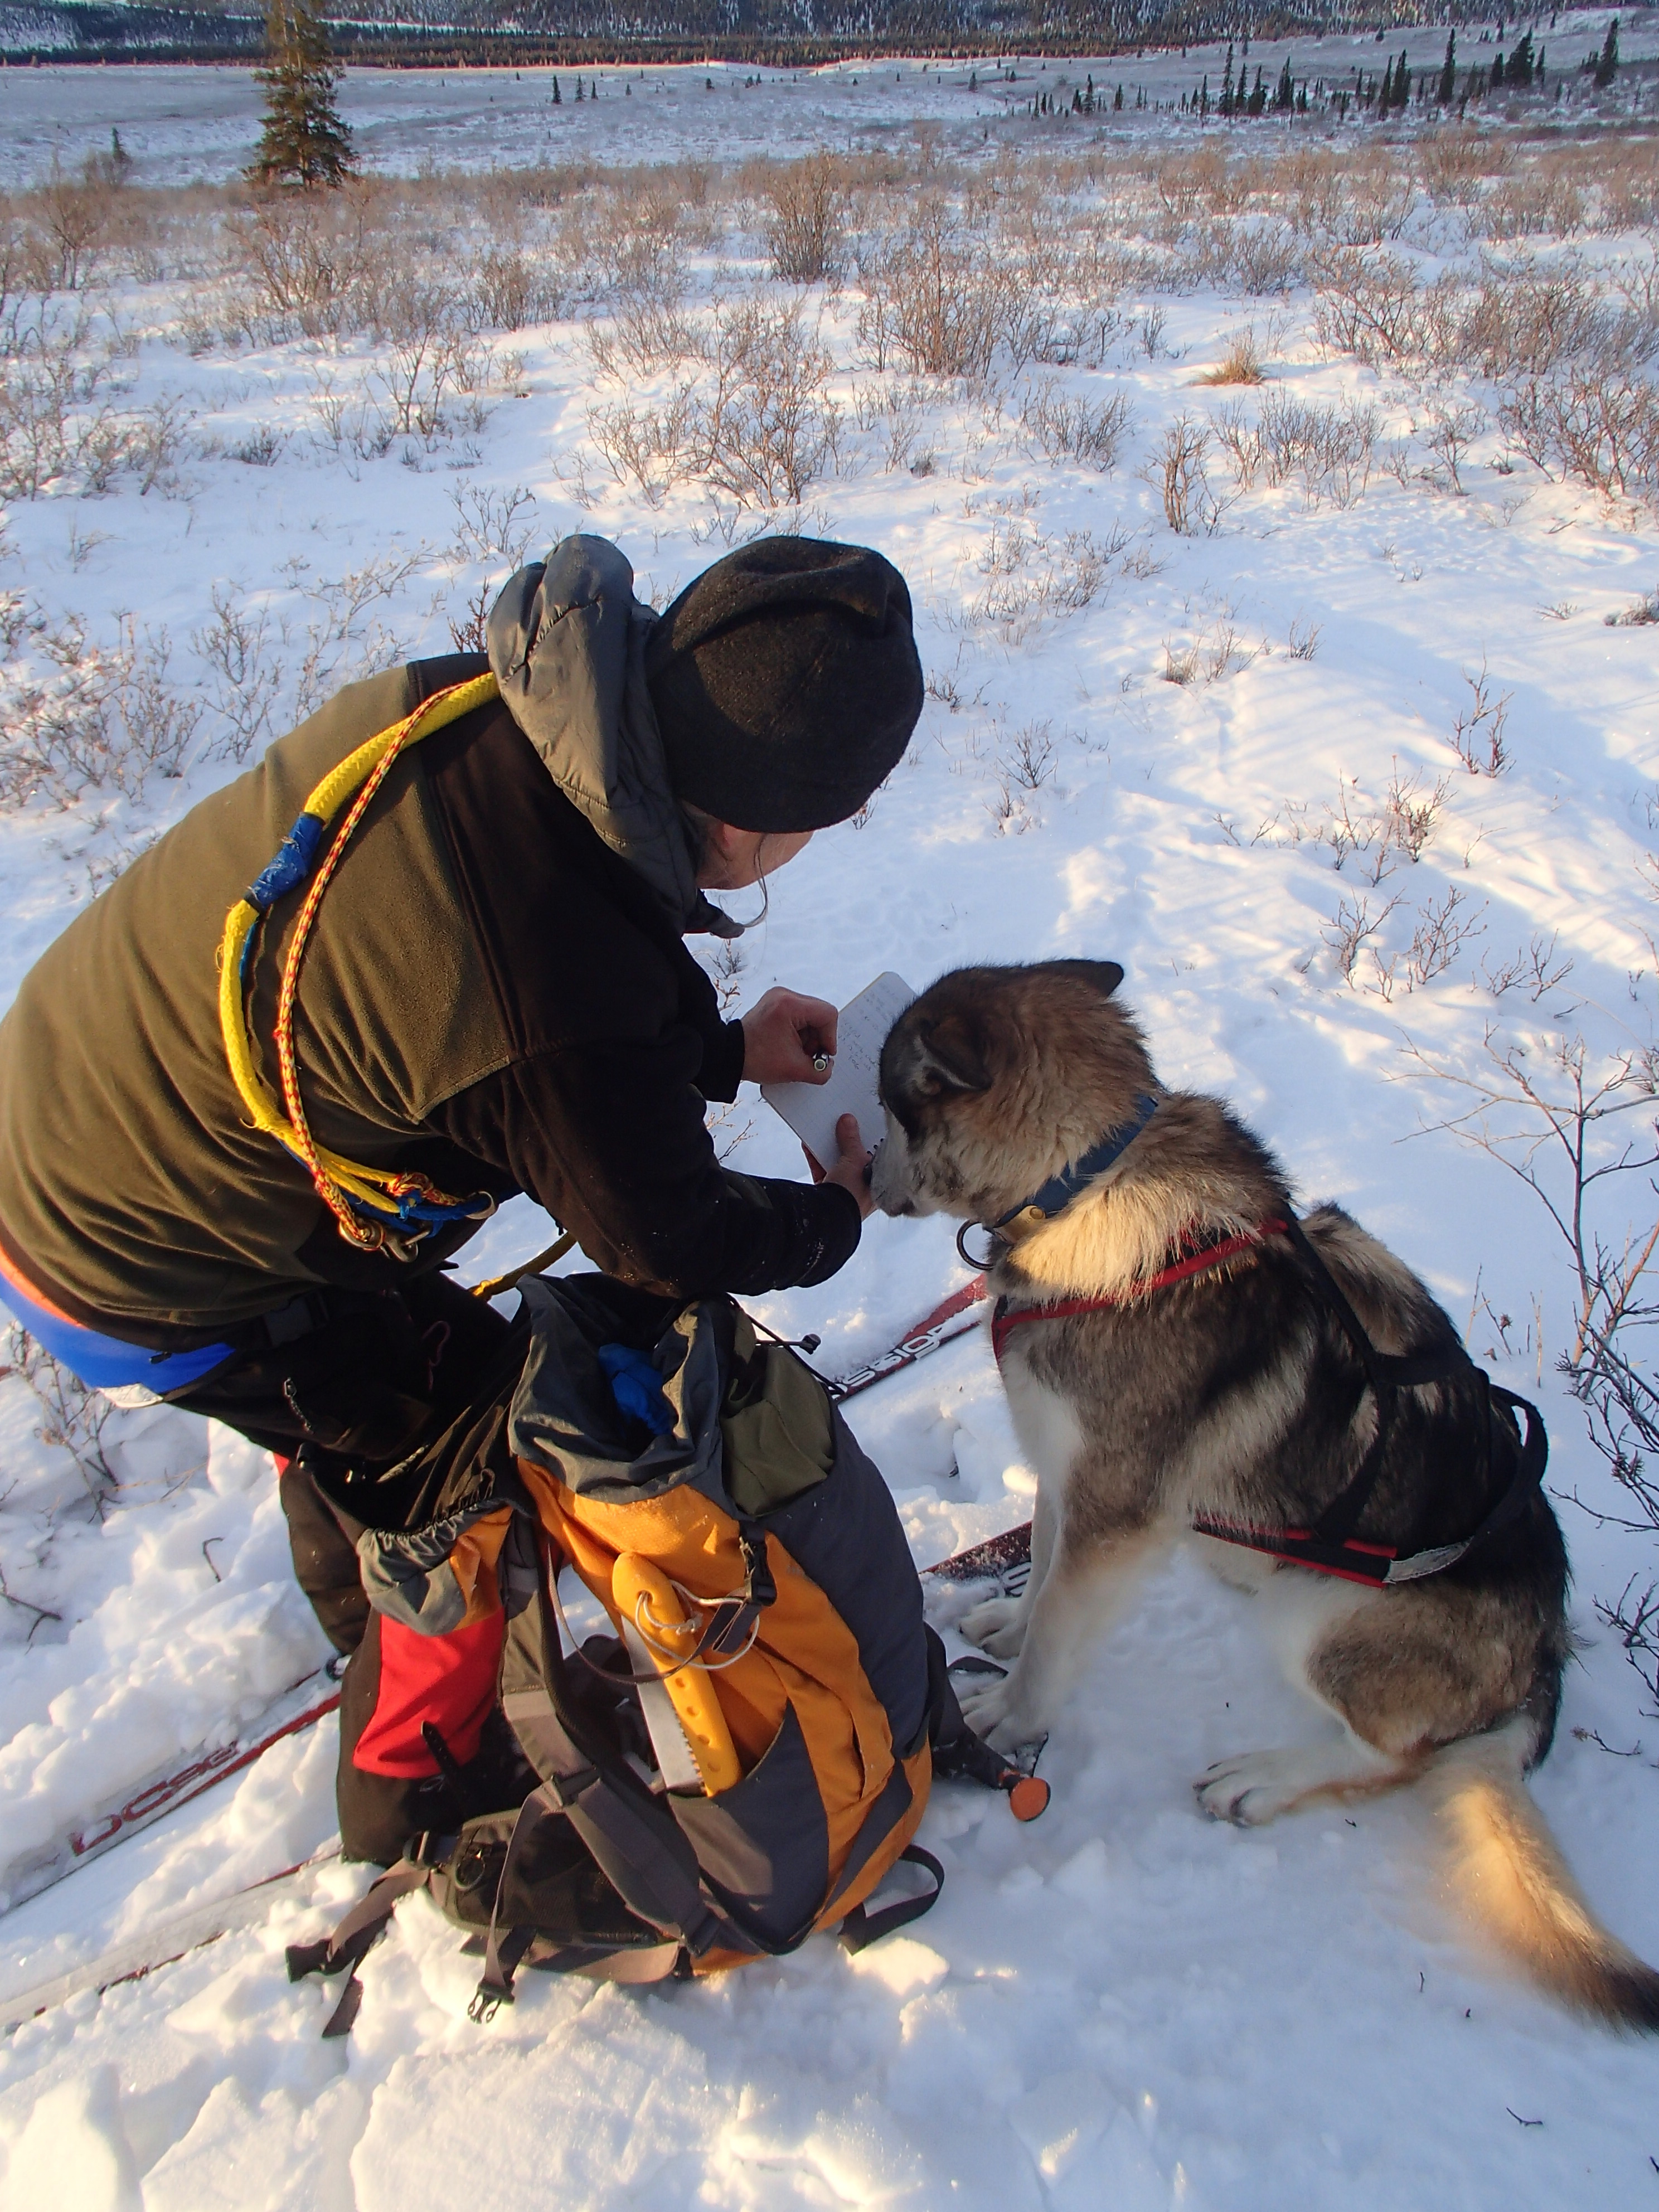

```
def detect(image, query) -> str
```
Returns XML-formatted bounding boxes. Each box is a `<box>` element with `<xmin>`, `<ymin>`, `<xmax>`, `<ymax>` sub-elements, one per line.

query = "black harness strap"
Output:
<box><xmin>1192</xmin><ymin>1216</ymin><xmax>1549</xmax><ymax>1587</ymax></box>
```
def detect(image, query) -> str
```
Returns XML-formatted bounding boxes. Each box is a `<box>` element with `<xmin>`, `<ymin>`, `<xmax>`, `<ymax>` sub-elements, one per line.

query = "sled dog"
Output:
<box><xmin>872</xmin><ymin>959</ymin><xmax>1659</xmax><ymax>2029</ymax></box>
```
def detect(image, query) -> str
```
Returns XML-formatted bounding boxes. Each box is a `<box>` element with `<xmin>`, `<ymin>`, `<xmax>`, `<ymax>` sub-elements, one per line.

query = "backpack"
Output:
<box><xmin>288</xmin><ymin>1275</ymin><xmax>1040</xmax><ymax>2034</ymax></box>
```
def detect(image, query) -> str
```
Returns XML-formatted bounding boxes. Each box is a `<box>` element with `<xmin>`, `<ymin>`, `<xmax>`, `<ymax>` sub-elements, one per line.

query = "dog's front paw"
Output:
<box><xmin>959</xmin><ymin>1595</ymin><xmax>1027</xmax><ymax>1659</ymax></box>
<box><xmin>958</xmin><ymin>1673</ymin><xmax>1045</xmax><ymax>1754</ymax></box>
<box><xmin>1194</xmin><ymin>1750</ymin><xmax>1303</xmax><ymax>1827</ymax></box>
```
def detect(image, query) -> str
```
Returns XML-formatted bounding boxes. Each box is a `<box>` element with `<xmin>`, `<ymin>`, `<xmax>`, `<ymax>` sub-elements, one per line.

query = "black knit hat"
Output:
<box><xmin>644</xmin><ymin>536</ymin><xmax>925</xmax><ymax>833</ymax></box>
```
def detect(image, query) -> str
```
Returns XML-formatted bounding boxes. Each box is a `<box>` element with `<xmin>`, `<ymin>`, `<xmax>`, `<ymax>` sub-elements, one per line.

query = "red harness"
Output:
<box><xmin>989</xmin><ymin>1220</ymin><xmax>1288</xmax><ymax>1366</ymax></box>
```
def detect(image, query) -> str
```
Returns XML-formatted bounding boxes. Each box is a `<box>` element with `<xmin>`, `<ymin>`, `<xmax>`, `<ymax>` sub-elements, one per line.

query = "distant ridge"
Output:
<box><xmin>0</xmin><ymin>0</ymin><xmax>1531</xmax><ymax>67</ymax></box>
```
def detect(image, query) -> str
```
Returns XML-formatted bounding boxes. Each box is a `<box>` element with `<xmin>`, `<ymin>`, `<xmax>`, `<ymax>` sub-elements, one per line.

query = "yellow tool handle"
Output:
<box><xmin>612</xmin><ymin>1554</ymin><xmax>742</xmax><ymax>1795</ymax></box>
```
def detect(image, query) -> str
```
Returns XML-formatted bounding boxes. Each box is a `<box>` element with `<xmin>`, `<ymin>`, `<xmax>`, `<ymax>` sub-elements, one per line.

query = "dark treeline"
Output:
<box><xmin>1</xmin><ymin>0</ymin><xmax>1580</xmax><ymax>68</ymax></box>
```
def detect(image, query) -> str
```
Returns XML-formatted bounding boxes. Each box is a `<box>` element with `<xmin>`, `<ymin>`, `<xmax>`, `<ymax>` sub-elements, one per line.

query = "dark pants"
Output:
<box><xmin>170</xmin><ymin>1272</ymin><xmax>515</xmax><ymax>1858</ymax></box>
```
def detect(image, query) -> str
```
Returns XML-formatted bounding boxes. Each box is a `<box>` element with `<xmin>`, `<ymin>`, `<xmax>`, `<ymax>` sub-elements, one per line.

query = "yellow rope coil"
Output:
<box><xmin>218</xmin><ymin>673</ymin><xmax>501</xmax><ymax>1255</ymax></box>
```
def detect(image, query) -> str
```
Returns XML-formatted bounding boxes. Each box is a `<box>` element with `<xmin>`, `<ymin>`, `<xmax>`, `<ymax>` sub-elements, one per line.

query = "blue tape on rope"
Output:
<box><xmin>247</xmin><ymin>813</ymin><xmax>327</xmax><ymax>912</ymax></box>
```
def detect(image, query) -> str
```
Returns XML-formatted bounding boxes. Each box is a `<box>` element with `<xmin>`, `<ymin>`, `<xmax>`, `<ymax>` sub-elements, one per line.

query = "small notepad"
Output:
<box><xmin>761</xmin><ymin>971</ymin><xmax>916</xmax><ymax>1167</ymax></box>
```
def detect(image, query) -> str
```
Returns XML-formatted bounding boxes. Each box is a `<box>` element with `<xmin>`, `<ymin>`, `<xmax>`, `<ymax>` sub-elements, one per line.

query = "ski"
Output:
<box><xmin>923</xmin><ymin>1520</ymin><xmax>1034</xmax><ymax>1599</ymax></box>
<box><xmin>826</xmin><ymin>1275</ymin><xmax>988</xmax><ymax>1402</ymax></box>
<box><xmin>1</xmin><ymin>1848</ymin><xmax>340</xmax><ymax>2036</ymax></box>
<box><xmin>1</xmin><ymin>1669</ymin><xmax>342</xmax><ymax>1916</ymax></box>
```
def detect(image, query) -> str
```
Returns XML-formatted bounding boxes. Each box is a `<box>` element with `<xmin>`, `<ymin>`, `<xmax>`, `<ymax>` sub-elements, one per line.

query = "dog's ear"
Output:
<box><xmin>915</xmin><ymin>1012</ymin><xmax>992</xmax><ymax>1097</ymax></box>
<box><xmin>1045</xmin><ymin>959</ymin><xmax>1125</xmax><ymax>998</ymax></box>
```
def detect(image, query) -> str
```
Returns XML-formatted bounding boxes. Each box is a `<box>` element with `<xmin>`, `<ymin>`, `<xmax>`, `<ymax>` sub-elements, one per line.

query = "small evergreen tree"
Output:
<box><xmin>248</xmin><ymin>0</ymin><xmax>355</xmax><ymax>189</ymax></box>
<box><xmin>552</xmin><ymin>74</ymin><xmax>561</xmax><ymax>103</ymax></box>
<box><xmin>1438</xmin><ymin>31</ymin><xmax>1457</xmax><ymax>102</ymax></box>
<box><xmin>1492</xmin><ymin>47</ymin><xmax>1506</xmax><ymax>86</ymax></box>
<box><xmin>1219</xmin><ymin>42</ymin><xmax>1234</xmax><ymax>114</ymax></box>
<box><xmin>1594</xmin><ymin>16</ymin><xmax>1619</xmax><ymax>88</ymax></box>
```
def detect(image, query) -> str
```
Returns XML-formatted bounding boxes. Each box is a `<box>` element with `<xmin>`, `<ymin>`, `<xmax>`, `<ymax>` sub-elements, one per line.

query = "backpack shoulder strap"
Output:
<box><xmin>494</xmin><ymin>1529</ymin><xmax>749</xmax><ymax>1985</ymax></box>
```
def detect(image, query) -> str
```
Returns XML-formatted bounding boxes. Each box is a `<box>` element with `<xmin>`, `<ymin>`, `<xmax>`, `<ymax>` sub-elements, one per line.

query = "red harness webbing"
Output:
<box><xmin>989</xmin><ymin>1219</ymin><xmax>1288</xmax><ymax>1366</ymax></box>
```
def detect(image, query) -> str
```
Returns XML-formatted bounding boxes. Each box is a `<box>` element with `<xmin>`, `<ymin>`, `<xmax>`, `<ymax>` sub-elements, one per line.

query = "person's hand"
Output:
<box><xmin>741</xmin><ymin>986</ymin><xmax>838</xmax><ymax>1086</ymax></box>
<box><xmin>805</xmin><ymin>1113</ymin><xmax>875</xmax><ymax>1221</ymax></box>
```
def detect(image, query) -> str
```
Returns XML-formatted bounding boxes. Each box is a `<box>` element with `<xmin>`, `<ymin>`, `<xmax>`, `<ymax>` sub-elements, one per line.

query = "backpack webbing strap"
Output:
<box><xmin>285</xmin><ymin>1856</ymin><xmax>433</xmax><ymax>2038</ymax></box>
<box><xmin>839</xmin><ymin>1846</ymin><xmax>945</xmax><ymax>1954</ymax></box>
<box><xmin>498</xmin><ymin>1542</ymin><xmax>745</xmax><ymax>1966</ymax></box>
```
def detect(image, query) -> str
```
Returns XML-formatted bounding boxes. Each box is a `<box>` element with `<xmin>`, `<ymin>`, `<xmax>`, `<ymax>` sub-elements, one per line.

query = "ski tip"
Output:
<box><xmin>1007</xmin><ymin>1776</ymin><xmax>1050</xmax><ymax>1822</ymax></box>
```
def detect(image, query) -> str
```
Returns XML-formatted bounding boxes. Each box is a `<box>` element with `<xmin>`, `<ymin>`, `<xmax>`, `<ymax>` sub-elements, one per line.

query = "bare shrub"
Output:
<box><xmin>1448</xmin><ymin>657</ymin><xmax>1512</xmax><ymax>777</ymax></box>
<box><xmin>1404</xmin><ymin>885</ymin><xmax>1486</xmax><ymax>987</ymax></box>
<box><xmin>765</xmin><ymin>153</ymin><xmax>849</xmax><ymax>285</ymax></box>
<box><xmin>4</xmin><ymin>1326</ymin><xmax>119</xmax><ymax>1516</ymax></box>
<box><xmin>1416</xmin><ymin>131</ymin><xmax>1510</xmax><ymax>209</ymax></box>
<box><xmin>1480</xmin><ymin>931</ymin><xmax>1575</xmax><ymax>1001</ymax></box>
<box><xmin>1500</xmin><ymin>371</ymin><xmax>1659</xmax><ymax>507</ymax></box>
<box><xmin>1156</xmin><ymin>415</ymin><xmax>1224</xmax><ymax>536</ymax></box>
<box><xmin>1459</xmin><ymin>259</ymin><xmax>1646</xmax><ymax>382</ymax></box>
<box><xmin>288</xmin><ymin>551</ymin><xmax>423</xmax><ymax>720</ymax></box>
<box><xmin>26</xmin><ymin>159</ymin><xmax>117</xmax><ymax>291</ymax></box>
<box><xmin>470</xmin><ymin>244</ymin><xmax>561</xmax><ymax>332</ymax></box>
<box><xmin>1287</xmin><ymin>617</ymin><xmax>1321</xmax><ymax>660</ymax></box>
<box><xmin>859</xmin><ymin>201</ymin><xmax>1011</xmax><ymax>381</ymax></box>
<box><xmin>1331</xmin><ymin>156</ymin><xmax>1417</xmax><ymax>249</ymax></box>
<box><xmin>1323</xmin><ymin>890</ymin><xmax>1403</xmax><ymax>984</ymax></box>
<box><xmin>852</xmin><ymin>380</ymin><xmax>924</xmax><ymax>472</ymax></box>
<box><xmin>1607</xmin><ymin>585</ymin><xmax>1659</xmax><ymax>628</ymax></box>
<box><xmin>225</xmin><ymin>186</ymin><xmax>374</xmax><ymax>339</ymax></box>
<box><xmin>588</xmin><ymin>289</ymin><xmax>698</xmax><ymax>380</ymax></box>
<box><xmin>969</xmin><ymin>521</ymin><xmax>1122</xmax><ymax>637</ymax></box>
<box><xmin>589</xmin><ymin>295</ymin><xmax>839</xmax><ymax>510</ymax></box>
<box><xmin>371</xmin><ymin>278</ymin><xmax>482</xmax><ymax>444</ymax></box>
<box><xmin>1198</xmin><ymin>326</ymin><xmax>1264</xmax><ymax>386</ymax></box>
<box><xmin>448</xmin><ymin>481</ymin><xmax>540</xmax><ymax>569</ymax></box>
<box><xmin>194</xmin><ymin>585</ymin><xmax>283</xmax><ymax>764</ymax></box>
<box><xmin>1020</xmin><ymin>379</ymin><xmax>1134</xmax><ymax>470</ymax></box>
<box><xmin>0</xmin><ymin>615</ymin><xmax>201</xmax><ymax>809</ymax></box>
<box><xmin>1385</xmin><ymin>760</ymin><xmax>1452</xmax><ymax>862</ymax></box>
<box><xmin>1312</xmin><ymin>250</ymin><xmax>1452</xmax><ymax>370</ymax></box>
<box><xmin>1423</xmin><ymin>399</ymin><xmax>1486</xmax><ymax>493</ymax></box>
<box><xmin>1403</xmin><ymin>1021</ymin><xmax>1659</xmax><ymax>1694</ymax></box>
<box><xmin>1215</xmin><ymin>392</ymin><xmax>1376</xmax><ymax>509</ymax></box>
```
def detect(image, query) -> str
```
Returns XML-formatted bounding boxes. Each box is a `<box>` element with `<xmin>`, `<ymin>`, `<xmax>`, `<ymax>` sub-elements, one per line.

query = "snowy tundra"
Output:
<box><xmin>1</xmin><ymin>35</ymin><xmax>1658</xmax><ymax>2209</ymax></box>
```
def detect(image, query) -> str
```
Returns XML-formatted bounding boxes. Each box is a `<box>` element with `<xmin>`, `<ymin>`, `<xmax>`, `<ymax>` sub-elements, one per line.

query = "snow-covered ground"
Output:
<box><xmin>2</xmin><ymin>59</ymin><xmax>1659</xmax><ymax>2209</ymax></box>
<box><xmin>1</xmin><ymin>9</ymin><xmax>1656</xmax><ymax>190</ymax></box>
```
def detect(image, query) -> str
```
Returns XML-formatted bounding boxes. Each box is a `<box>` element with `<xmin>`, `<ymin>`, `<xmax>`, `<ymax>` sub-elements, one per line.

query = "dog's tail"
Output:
<box><xmin>1424</xmin><ymin>1721</ymin><xmax>1659</xmax><ymax>2030</ymax></box>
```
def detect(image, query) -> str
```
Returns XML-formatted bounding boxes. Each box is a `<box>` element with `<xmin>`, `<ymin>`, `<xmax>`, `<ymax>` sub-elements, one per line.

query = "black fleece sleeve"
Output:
<box><xmin>426</xmin><ymin>1039</ymin><xmax>861</xmax><ymax>1300</ymax></box>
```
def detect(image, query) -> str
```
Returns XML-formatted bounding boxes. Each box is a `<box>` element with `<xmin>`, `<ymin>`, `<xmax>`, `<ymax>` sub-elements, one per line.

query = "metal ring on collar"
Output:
<box><xmin>956</xmin><ymin>1220</ymin><xmax>1005</xmax><ymax>1271</ymax></box>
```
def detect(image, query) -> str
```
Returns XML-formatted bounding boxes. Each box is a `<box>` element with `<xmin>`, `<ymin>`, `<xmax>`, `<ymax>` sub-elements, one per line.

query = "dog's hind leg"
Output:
<box><xmin>1195</xmin><ymin>1572</ymin><xmax>1422</xmax><ymax>1825</ymax></box>
<box><xmin>959</xmin><ymin>1524</ymin><xmax>1171</xmax><ymax>1753</ymax></box>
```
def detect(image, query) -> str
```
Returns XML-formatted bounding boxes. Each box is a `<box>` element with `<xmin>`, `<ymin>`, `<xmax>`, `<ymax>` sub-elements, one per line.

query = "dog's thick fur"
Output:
<box><xmin>874</xmin><ymin>960</ymin><xmax>1659</xmax><ymax>2030</ymax></box>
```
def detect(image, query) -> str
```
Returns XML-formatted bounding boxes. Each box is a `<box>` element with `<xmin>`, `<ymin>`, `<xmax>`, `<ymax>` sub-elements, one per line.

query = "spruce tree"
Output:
<box><xmin>249</xmin><ymin>0</ymin><xmax>355</xmax><ymax>189</ymax></box>
<box><xmin>1438</xmin><ymin>31</ymin><xmax>1456</xmax><ymax>102</ymax></box>
<box><xmin>552</xmin><ymin>74</ymin><xmax>561</xmax><ymax>103</ymax></box>
<box><xmin>1594</xmin><ymin>16</ymin><xmax>1619</xmax><ymax>88</ymax></box>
